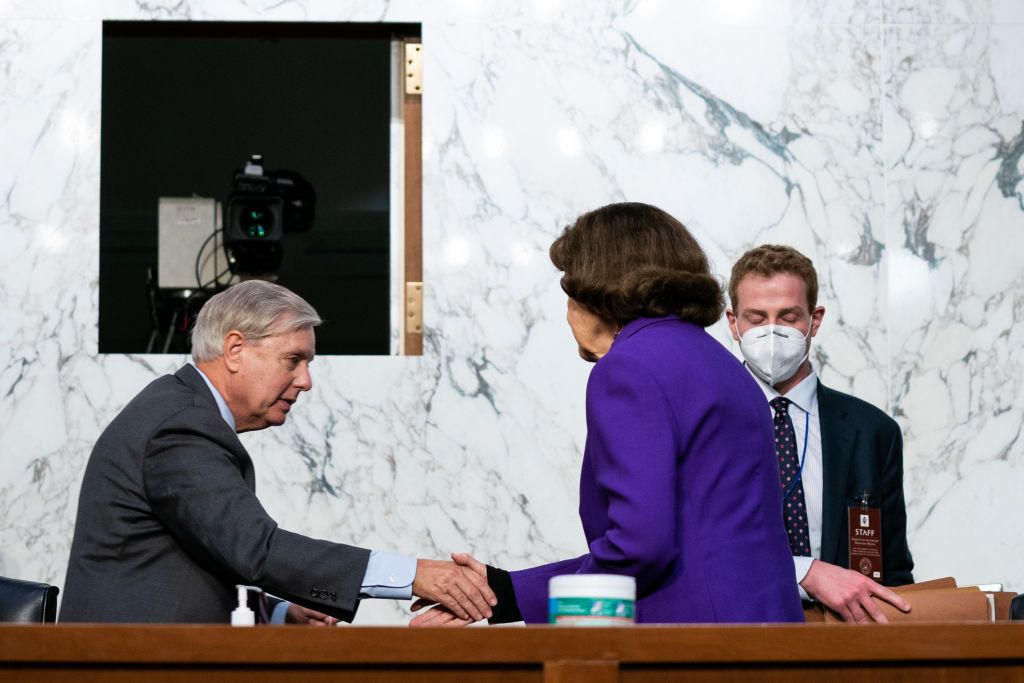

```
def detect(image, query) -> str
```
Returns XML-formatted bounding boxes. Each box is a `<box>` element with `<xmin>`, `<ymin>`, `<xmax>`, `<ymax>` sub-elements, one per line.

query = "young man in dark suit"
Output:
<box><xmin>726</xmin><ymin>245</ymin><xmax>914</xmax><ymax>623</ymax></box>
<box><xmin>61</xmin><ymin>280</ymin><xmax>495</xmax><ymax>624</ymax></box>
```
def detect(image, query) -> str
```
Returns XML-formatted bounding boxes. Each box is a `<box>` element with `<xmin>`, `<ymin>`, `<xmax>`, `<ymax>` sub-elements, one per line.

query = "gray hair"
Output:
<box><xmin>190</xmin><ymin>280</ymin><xmax>322</xmax><ymax>362</ymax></box>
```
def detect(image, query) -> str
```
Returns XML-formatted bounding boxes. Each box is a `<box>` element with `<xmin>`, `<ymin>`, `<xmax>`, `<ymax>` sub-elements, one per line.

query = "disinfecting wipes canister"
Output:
<box><xmin>548</xmin><ymin>574</ymin><xmax>636</xmax><ymax>625</ymax></box>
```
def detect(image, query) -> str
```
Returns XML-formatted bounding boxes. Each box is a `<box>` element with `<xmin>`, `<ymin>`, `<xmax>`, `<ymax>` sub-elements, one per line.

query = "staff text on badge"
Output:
<box><xmin>848</xmin><ymin>506</ymin><xmax>883</xmax><ymax>579</ymax></box>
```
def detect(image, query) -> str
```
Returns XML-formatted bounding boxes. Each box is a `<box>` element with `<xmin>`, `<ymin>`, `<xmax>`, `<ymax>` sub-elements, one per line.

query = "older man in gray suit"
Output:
<box><xmin>61</xmin><ymin>281</ymin><xmax>494</xmax><ymax>624</ymax></box>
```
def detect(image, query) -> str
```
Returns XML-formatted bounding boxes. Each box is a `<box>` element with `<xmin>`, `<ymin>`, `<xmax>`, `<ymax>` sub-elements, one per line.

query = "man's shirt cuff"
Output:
<box><xmin>360</xmin><ymin>550</ymin><xmax>416</xmax><ymax>599</ymax></box>
<box><xmin>271</xmin><ymin>600</ymin><xmax>289</xmax><ymax>624</ymax></box>
<box><xmin>794</xmin><ymin>555</ymin><xmax>815</xmax><ymax>601</ymax></box>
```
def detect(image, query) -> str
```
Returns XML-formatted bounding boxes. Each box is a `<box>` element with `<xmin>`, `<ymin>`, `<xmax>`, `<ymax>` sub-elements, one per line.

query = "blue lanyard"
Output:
<box><xmin>782</xmin><ymin>409</ymin><xmax>811</xmax><ymax>502</ymax></box>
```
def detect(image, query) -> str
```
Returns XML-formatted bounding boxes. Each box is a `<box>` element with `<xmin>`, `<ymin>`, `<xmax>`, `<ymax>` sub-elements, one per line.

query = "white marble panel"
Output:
<box><xmin>885</xmin><ymin>18</ymin><xmax>1024</xmax><ymax>589</ymax></box>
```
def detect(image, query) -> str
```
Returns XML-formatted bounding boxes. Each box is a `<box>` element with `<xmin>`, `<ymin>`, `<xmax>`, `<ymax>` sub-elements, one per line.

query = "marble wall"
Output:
<box><xmin>0</xmin><ymin>0</ymin><xmax>1020</xmax><ymax>623</ymax></box>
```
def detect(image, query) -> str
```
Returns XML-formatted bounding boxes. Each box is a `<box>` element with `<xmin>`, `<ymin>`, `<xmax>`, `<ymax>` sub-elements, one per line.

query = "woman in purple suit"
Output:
<box><xmin>414</xmin><ymin>202</ymin><xmax>803</xmax><ymax>624</ymax></box>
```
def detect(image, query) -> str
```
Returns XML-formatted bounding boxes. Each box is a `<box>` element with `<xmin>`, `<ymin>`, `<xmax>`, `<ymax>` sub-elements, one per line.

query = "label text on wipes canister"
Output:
<box><xmin>548</xmin><ymin>597</ymin><xmax>634</xmax><ymax>625</ymax></box>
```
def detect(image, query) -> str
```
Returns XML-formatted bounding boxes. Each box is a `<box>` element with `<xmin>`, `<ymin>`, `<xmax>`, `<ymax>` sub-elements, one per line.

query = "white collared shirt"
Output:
<box><xmin>192</xmin><ymin>364</ymin><xmax>237</xmax><ymax>431</ymax></box>
<box><xmin>749</xmin><ymin>366</ymin><xmax>823</xmax><ymax>600</ymax></box>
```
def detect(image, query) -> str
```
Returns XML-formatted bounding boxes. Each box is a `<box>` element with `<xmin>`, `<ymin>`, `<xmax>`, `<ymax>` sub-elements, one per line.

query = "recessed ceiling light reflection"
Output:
<box><xmin>511</xmin><ymin>241</ymin><xmax>534</xmax><ymax>267</ymax></box>
<box><xmin>714</xmin><ymin>0</ymin><xmax>763</xmax><ymax>23</ymax></box>
<box><xmin>452</xmin><ymin>0</ymin><xmax>488</xmax><ymax>21</ymax></box>
<box><xmin>58</xmin><ymin>109</ymin><xmax>97</xmax><ymax>150</ymax></box>
<box><xmin>913</xmin><ymin>112</ymin><xmax>940</xmax><ymax>140</ymax></box>
<box><xmin>633</xmin><ymin>0</ymin><xmax>660</xmax><ymax>17</ymax></box>
<box><xmin>444</xmin><ymin>237</ymin><xmax>472</xmax><ymax>267</ymax></box>
<box><xmin>530</xmin><ymin>0</ymin><xmax>561</xmax><ymax>22</ymax></box>
<box><xmin>556</xmin><ymin>127</ymin><xmax>583</xmax><ymax>157</ymax></box>
<box><xmin>482</xmin><ymin>125</ymin><xmax>507</xmax><ymax>159</ymax></box>
<box><xmin>37</xmin><ymin>224</ymin><xmax>68</xmax><ymax>253</ymax></box>
<box><xmin>639</xmin><ymin>120</ymin><xmax>666</xmax><ymax>153</ymax></box>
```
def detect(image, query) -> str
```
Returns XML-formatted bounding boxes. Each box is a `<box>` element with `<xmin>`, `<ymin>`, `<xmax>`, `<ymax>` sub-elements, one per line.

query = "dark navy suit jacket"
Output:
<box><xmin>510</xmin><ymin>317</ymin><xmax>804</xmax><ymax>623</ymax></box>
<box><xmin>817</xmin><ymin>382</ymin><xmax>914</xmax><ymax>586</ymax></box>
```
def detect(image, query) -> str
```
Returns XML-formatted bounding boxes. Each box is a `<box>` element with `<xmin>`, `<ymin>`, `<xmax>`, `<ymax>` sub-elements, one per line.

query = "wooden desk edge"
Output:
<box><xmin>1</xmin><ymin>623</ymin><xmax>1023</xmax><ymax>665</ymax></box>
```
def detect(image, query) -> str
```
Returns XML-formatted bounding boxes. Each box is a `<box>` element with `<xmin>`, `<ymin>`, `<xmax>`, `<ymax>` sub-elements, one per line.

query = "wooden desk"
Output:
<box><xmin>2</xmin><ymin>623</ymin><xmax>1023</xmax><ymax>681</ymax></box>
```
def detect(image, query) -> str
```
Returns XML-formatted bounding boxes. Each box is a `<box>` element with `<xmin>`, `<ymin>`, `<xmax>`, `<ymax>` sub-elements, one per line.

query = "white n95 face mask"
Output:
<box><xmin>738</xmin><ymin>324</ymin><xmax>810</xmax><ymax>386</ymax></box>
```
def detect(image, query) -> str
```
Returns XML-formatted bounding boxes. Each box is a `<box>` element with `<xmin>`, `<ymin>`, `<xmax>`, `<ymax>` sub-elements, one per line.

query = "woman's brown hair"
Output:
<box><xmin>549</xmin><ymin>202</ymin><xmax>724</xmax><ymax>328</ymax></box>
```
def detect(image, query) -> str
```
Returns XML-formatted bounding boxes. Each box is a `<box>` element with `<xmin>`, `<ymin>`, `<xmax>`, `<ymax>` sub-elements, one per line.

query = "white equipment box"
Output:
<box><xmin>157</xmin><ymin>197</ymin><xmax>223</xmax><ymax>290</ymax></box>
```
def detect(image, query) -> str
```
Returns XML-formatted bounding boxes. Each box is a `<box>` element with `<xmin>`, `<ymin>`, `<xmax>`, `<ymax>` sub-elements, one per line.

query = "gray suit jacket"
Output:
<box><xmin>60</xmin><ymin>364</ymin><xmax>370</xmax><ymax>623</ymax></box>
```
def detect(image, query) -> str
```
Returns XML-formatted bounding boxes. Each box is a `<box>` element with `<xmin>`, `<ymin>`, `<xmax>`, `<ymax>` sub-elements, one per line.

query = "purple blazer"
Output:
<box><xmin>510</xmin><ymin>316</ymin><xmax>803</xmax><ymax>623</ymax></box>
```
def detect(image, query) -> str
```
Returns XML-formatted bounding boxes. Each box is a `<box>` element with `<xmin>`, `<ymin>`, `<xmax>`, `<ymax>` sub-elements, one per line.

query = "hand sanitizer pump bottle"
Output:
<box><xmin>231</xmin><ymin>585</ymin><xmax>255</xmax><ymax>627</ymax></box>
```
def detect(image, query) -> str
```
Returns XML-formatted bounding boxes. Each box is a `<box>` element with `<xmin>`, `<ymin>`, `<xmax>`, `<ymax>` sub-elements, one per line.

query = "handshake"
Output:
<box><xmin>409</xmin><ymin>552</ymin><xmax>493</xmax><ymax>626</ymax></box>
<box><xmin>289</xmin><ymin>552</ymin><xmax>495</xmax><ymax>627</ymax></box>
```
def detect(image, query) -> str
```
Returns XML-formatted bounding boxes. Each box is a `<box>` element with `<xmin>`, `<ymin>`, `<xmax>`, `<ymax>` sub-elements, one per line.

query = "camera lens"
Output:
<box><xmin>241</xmin><ymin>205</ymin><xmax>273</xmax><ymax>238</ymax></box>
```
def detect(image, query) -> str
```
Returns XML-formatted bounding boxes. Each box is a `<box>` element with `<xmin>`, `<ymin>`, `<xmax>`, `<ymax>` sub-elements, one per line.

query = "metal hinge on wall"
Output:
<box><xmin>404</xmin><ymin>42</ymin><xmax>422</xmax><ymax>95</ymax></box>
<box><xmin>405</xmin><ymin>282</ymin><xmax>423</xmax><ymax>335</ymax></box>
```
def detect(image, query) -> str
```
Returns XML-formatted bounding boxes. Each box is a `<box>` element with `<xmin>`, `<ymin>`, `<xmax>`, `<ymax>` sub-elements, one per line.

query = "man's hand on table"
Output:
<box><xmin>286</xmin><ymin>603</ymin><xmax>339</xmax><ymax>626</ymax></box>
<box><xmin>800</xmin><ymin>559</ymin><xmax>910</xmax><ymax>623</ymax></box>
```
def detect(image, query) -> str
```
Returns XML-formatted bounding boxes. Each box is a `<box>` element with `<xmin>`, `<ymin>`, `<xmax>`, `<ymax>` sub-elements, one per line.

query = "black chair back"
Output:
<box><xmin>0</xmin><ymin>576</ymin><xmax>59</xmax><ymax>623</ymax></box>
<box><xmin>1011</xmin><ymin>594</ymin><xmax>1024</xmax><ymax>621</ymax></box>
